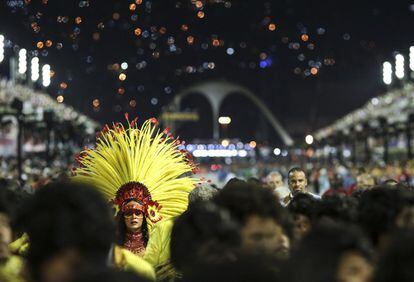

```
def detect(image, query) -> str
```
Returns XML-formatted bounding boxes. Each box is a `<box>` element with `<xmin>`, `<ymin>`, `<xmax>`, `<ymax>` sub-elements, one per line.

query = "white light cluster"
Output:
<box><xmin>31</xmin><ymin>57</ymin><xmax>39</xmax><ymax>81</ymax></box>
<box><xmin>0</xmin><ymin>34</ymin><xmax>4</xmax><ymax>63</ymax></box>
<box><xmin>218</xmin><ymin>116</ymin><xmax>232</xmax><ymax>125</ymax></box>
<box><xmin>192</xmin><ymin>149</ymin><xmax>248</xmax><ymax>158</ymax></box>
<box><xmin>395</xmin><ymin>54</ymin><xmax>405</xmax><ymax>80</ymax></box>
<box><xmin>305</xmin><ymin>134</ymin><xmax>314</xmax><ymax>145</ymax></box>
<box><xmin>382</xmin><ymin>61</ymin><xmax>392</xmax><ymax>85</ymax></box>
<box><xmin>18</xmin><ymin>48</ymin><xmax>27</xmax><ymax>74</ymax></box>
<box><xmin>42</xmin><ymin>64</ymin><xmax>51</xmax><ymax>87</ymax></box>
<box><xmin>410</xmin><ymin>46</ymin><xmax>414</xmax><ymax>72</ymax></box>
<box><xmin>273</xmin><ymin>148</ymin><xmax>281</xmax><ymax>156</ymax></box>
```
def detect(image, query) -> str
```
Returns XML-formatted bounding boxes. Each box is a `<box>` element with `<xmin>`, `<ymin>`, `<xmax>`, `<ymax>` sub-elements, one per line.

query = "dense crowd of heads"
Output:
<box><xmin>1</xmin><ymin>166</ymin><xmax>414</xmax><ymax>282</ymax></box>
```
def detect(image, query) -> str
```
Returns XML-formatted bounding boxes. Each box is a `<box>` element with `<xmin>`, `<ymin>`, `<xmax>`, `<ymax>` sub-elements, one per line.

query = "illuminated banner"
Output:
<box><xmin>161</xmin><ymin>112</ymin><xmax>199</xmax><ymax>122</ymax></box>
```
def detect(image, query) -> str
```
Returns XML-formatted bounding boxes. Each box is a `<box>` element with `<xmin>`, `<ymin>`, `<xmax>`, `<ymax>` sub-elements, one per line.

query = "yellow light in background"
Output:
<box><xmin>197</xmin><ymin>11</ymin><xmax>205</xmax><ymax>18</ymax></box>
<box><xmin>301</xmin><ymin>34</ymin><xmax>309</xmax><ymax>42</ymax></box>
<box><xmin>56</xmin><ymin>95</ymin><xmax>64</xmax><ymax>103</ymax></box>
<box><xmin>221</xmin><ymin>139</ymin><xmax>230</xmax><ymax>147</ymax></box>
<box><xmin>119</xmin><ymin>73</ymin><xmax>127</xmax><ymax>81</ymax></box>
<box><xmin>134</xmin><ymin>28</ymin><xmax>142</xmax><ymax>36</ymax></box>
<box><xmin>268</xmin><ymin>23</ymin><xmax>276</xmax><ymax>31</ymax></box>
<box><xmin>92</xmin><ymin>99</ymin><xmax>100</xmax><ymax>108</ymax></box>
<box><xmin>249</xmin><ymin>141</ymin><xmax>257</xmax><ymax>148</ymax></box>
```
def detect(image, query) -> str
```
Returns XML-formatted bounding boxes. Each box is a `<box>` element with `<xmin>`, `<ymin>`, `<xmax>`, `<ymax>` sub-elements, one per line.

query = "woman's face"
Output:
<box><xmin>123</xmin><ymin>201</ymin><xmax>144</xmax><ymax>233</ymax></box>
<box><xmin>336</xmin><ymin>251</ymin><xmax>373</xmax><ymax>282</ymax></box>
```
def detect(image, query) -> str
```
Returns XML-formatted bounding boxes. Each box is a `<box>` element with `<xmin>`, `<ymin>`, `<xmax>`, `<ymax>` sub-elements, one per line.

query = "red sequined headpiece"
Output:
<box><xmin>114</xmin><ymin>182</ymin><xmax>162</xmax><ymax>223</ymax></box>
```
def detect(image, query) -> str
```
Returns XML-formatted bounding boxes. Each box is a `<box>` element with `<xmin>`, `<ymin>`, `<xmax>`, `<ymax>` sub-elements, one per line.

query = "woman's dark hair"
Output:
<box><xmin>116</xmin><ymin>199</ymin><xmax>149</xmax><ymax>246</ymax></box>
<box><xmin>314</xmin><ymin>194</ymin><xmax>358</xmax><ymax>224</ymax></box>
<box><xmin>170</xmin><ymin>202</ymin><xmax>241</xmax><ymax>274</ymax></box>
<box><xmin>283</xmin><ymin>222</ymin><xmax>373</xmax><ymax>282</ymax></box>
<box><xmin>358</xmin><ymin>186</ymin><xmax>414</xmax><ymax>246</ymax></box>
<box><xmin>215</xmin><ymin>181</ymin><xmax>293</xmax><ymax>238</ymax></box>
<box><xmin>375</xmin><ymin>229</ymin><xmax>414</xmax><ymax>282</ymax></box>
<box><xmin>288</xmin><ymin>193</ymin><xmax>318</xmax><ymax>221</ymax></box>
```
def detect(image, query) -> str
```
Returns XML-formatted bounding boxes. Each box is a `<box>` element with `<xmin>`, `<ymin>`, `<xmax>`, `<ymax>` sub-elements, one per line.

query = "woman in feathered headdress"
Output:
<box><xmin>73</xmin><ymin>114</ymin><xmax>197</xmax><ymax>257</ymax></box>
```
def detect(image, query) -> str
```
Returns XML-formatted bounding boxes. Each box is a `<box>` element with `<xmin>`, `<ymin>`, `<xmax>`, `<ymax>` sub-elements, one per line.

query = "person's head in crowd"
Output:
<box><xmin>170</xmin><ymin>201</ymin><xmax>240</xmax><ymax>275</ymax></box>
<box><xmin>375</xmin><ymin>229</ymin><xmax>414</xmax><ymax>282</ymax></box>
<box><xmin>215</xmin><ymin>180</ymin><xmax>292</xmax><ymax>258</ymax></box>
<box><xmin>246</xmin><ymin>177</ymin><xmax>262</xmax><ymax>185</ymax></box>
<box><xmin>287</xmin><ymin>193</ymin><xmax>317</xmax><ymax>243</ymax></box>
<box><xmin>266</xmin><ymin>172</ymin><xmax>284</xmax><ymax>189</ymax></box>
<box><xmin>315</xmin><ymin>194</ymin><xmax>358</xmax><ymax>225</ymax></box>
<box><xmin>328</xmin><ymin>172</ymin><xmax>343</xmax><ymax>190</ymax></box>
<box><xmin>358</xmin><ymin>186</ymin><xmax>414</xmax><ymax>249</ymax></box>
<box><xmin>188</xmin><ymin>183</ymin><xmax>218</xmax><ymax>207</ymax></box>
<box><xmin>182</xmin><ymin>252</ymin><xmax>282</xmax><ymax>282</ymax></box>
<box><xmin>18</xmin><ymin>181</ymin><xmax>116</xmax><ymax>282</ymax></box>
<box><xmin>356</xmin><ymin>173</ymin><xmax>376</xmax><ymax>190</ymax></box>
<box><xmin>284</xmin><ymin>223</ymin><xmax>374</xmax><ymax>282</ymax></box>
<box><xmin>382</xmin><ymin>179</ymin><xmax>399</xmax><ymax>187</ymax></box>
<box><xmin>288</xmin><ymin>168</ymin><xmax>307</xmax><ymax>196</ymax></box>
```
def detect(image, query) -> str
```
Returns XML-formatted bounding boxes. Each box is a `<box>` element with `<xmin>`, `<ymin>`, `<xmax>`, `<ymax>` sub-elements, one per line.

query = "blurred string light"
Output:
<box><xmin>273</xmin><ymin>148</ymin><xmax>281</xmax><ymax>156</ymax></box>
<box><xmin>410</xmin><ymin>46</ymin><xmax>414</xmax><ymax>72</ymax></box>
<box><xmin>18</xmin><ymin>48</ymin><xmax>27</xmax><ymax>74</ymax></box>
<box><xmin>30</xmin><ymin>57</ymin><xmax>40</xmax><ymax>81</ymax></box>
<box><xmin>382</xmin><ymin>61</ymin><xmax>392</xmax><ymax>85</ymax></box>
<box><xmin>42</xmin><ymin>64</ymin><xmax>51</xmax><ymax>87</ymax></box>
<box><xmin>395</xmin><ymin>53</ymin><xmax>405</xmax><ymax>79</ymax></box>
<box><xmin>0</xmin><ymin>34</ymin><xmax>4</xmax><ymax>63</ymax></box>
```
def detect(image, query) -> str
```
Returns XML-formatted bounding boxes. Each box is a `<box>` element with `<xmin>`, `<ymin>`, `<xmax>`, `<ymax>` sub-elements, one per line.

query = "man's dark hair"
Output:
<box><xmin>287</xmin><ymin>167</ymin><xmax>306</xmax><ymax>178</ymax></box>
<box><xmin>182</xmin><ymin>252</ymin><xmax>282</xmax><ymax>282</ymax></box>
<box><xmin>170</xmin><ymin>201</ymin><xmax>240</xmax><ymax>273</ymax></box>
<box><xmin>314</xmin><ymin>194</ymin><xmax>358</xmax><ymax>224</ymax></box>
<box><xmin>357</xmin><ymin>186</ymin><xmax>414</xmax><ymax>246</ymax></box>
<box><xmin>18</xmin><ymin>181</ymin><xmax>116</xmax><ymax>280</ymax></box>
<box><xmin>375</xmin><ymin>229</ymin><xmax>414</xmax><ymax>282</ymax></box>
<box><xmin>283</xmin><ymin>222</ymin><xmax>373</xmax><ymax>282</ymax></box>
<box><xmin>214</xmin><ymin>181</ymin><xmax>293</xmax><ymax>238</ymax></box>
<box><xmin>288</xmin><ymin>193</ymin><xmax>318</xmax><ymax>220</ymax></box>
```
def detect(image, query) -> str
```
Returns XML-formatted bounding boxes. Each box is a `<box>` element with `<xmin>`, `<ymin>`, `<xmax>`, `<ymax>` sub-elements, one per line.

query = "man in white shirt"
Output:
<box><xmin>287</xmin><ymin>167</ymin><xmax>321</xmax><ymax>201</ymax></box>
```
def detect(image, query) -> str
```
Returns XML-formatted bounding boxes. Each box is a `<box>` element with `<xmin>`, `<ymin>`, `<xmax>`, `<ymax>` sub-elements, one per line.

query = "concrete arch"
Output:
<box><xmin>171</xmin><ymin>81</ymin><xmax>294</xmax><ymax>146</ymax></box>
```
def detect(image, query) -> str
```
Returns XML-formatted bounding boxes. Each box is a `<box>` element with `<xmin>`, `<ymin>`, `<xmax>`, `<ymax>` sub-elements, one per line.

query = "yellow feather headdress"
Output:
<box><xmin>73</xmin><ymin>114</ymin><xmax>197</xmax><ymax>230</ymax></box>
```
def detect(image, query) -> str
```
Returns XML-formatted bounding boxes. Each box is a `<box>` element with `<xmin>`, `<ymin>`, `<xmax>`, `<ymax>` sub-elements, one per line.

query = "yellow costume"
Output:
<box><xmin>9</xmin><ymin>233</ymin><xmax>29</xmax><ymax>256</ymax></box>
<box><xmin>73</xmin><ymin>115</ymin><xmax>196</xmax><ymax>259</ymax></box>
<box><xmin>144</xmin><ymin>219</ymin><xmax>176</xmax><ymax>280</ymax></box>
<box><xmin>113</xmin><ymin>245</ymin><xmax>156</xmax><ymax>281</ymax></box>
<box><xmin>0</xmin><ymin>255</ymin><xmax>25</xmax><ymax>282</ymax></box>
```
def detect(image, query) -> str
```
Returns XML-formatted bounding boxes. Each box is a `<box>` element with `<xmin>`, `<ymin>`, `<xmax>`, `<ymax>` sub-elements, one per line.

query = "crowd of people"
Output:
<box><xmin>1</xmin><ymin>118</ymin><xmax>414</xmax><ymax>282</ymax></box>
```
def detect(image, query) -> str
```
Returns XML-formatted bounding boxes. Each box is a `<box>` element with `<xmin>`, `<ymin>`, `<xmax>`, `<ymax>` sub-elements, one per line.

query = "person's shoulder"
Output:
<box><xmin>308</xmin><ymin>192</ymin><xmax>322</xmax><ymax>199</ymax></box>
<box><xmin>114</xmin><ymin>245</ymin><xmax>156</xmax><ymax>281</ymax></box>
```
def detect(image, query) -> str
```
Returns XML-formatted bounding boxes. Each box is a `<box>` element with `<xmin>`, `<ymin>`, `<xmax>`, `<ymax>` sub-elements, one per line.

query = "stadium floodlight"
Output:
<box><xmin>42</xmin><ymin>64</ymin><xmax>51</xmax><ymax>87</ymax></box>
<box><xmin>0</xmin><ymin>34</ymin><xmax>4</xmax><ymax>63</ymax></box>
<box><xmin>383</xmin><ymin>61</ymin><xmax>393</xmax><ymax>85</ymax></box>
<box><xmin>218</xmin><ymin>116</ymin><xmax>232</xmax><ymax>125</ymax></box>
<box><xmin>18</xmin><ymin>48</ymin><xmax>27</xmax><ymax>74</ymax></box>
<box><xmin>31</xmin><ymin>57</ymin><xmax>39</xmax><ymax>81</ymax></box>
<box><xmin>305</xmin><ymin>134</ymin><xmax>314</xmax><ymax>145</ymax></box>
<box><xmin>395</xmin><ymin>54</ymin><xmax>405</xmax><ymax>80</ymax></box>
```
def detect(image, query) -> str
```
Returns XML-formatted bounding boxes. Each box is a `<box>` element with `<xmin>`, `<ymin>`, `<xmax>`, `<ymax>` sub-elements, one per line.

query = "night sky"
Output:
<box><xmin>1</xmin><ymin>0</ymin><xmax>413</xmax><ymax>146</ymax></box>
